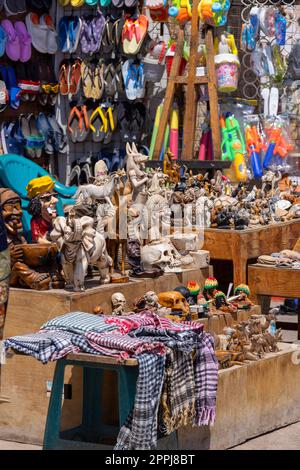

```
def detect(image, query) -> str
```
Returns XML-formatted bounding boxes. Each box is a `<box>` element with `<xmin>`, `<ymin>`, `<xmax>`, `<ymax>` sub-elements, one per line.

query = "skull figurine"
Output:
<box><xmin>158</xmin><ymin>291</ymin><xmax>190</xmax><ymax>317</ymax></box>
<box><xmin>111</xmin><ymin>292</ymin><xmax>127</xmax><ymax>316</ymax></box>
<box><xmin>141</xmin><ymin>239</ymin><xmax>182</xmax><ymax>272</ymax></box>
<box><xmin>143</xmin><ymin>291</ymin><xmax>160</xmax><ymax>310</ymax></box>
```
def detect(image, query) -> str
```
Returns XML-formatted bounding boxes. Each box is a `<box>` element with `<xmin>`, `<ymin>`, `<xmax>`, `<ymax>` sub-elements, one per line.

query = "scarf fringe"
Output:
<box><xmin>164</xmin><ymin>403</ymin><xmax>195</xmax><ymax>434</ymax></box>
<box><xmin>194</xmin><ymin>407</ymin><xmax>216</xmax><ymax>426</ymax></box>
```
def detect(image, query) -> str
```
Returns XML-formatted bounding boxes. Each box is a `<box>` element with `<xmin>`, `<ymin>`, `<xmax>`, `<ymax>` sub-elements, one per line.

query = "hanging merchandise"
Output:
<box><xmin>245</xmin><ymin>117</ymin><xmax>265</xmax><ymax>179</ymax></box>
<box><xmin>263</xmin><ymin>116</ymin><xmax>294</xmax><ymax>171</ymax></box>
<box><xmin>143</xmin><ymin>40</ymin><xmax>166</xmax><ymax>83</ymax></box>
<box><xmin>168</xmin><ymin>0</ymin><xmax>192</xmax><ymax>24</ymax></box>
<box><xmin>198</xmin><ymin>0</ymin><xmax>231</xmax><ymax>27</ymax></box>
<box><xmin>220</xmin><ymin>113</ymin><xmax>248</xmax><ymax>182</ymax></box>
<box><xmin>215</xmin><ymin>33</ymin><xmax>240</xmax><ymax>93</ymax></box>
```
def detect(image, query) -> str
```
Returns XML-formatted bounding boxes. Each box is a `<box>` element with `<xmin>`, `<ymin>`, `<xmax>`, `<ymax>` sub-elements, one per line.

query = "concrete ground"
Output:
<box><xmin>0</xmin><ymin>421</ymin><xmax>300</xmax><ymax>450</ymax></box>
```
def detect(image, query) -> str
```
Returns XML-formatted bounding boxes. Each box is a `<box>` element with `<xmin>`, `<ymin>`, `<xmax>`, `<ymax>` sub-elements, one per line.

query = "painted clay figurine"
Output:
<box><xmin>27</xmin><ymin>176</ymin><xmax>58</xmax><ymax>244</ymax></box>
<box><xmin>0</xmin><ymin>188</ymin><xmax>62</xmax><ymax>290</ymax></box>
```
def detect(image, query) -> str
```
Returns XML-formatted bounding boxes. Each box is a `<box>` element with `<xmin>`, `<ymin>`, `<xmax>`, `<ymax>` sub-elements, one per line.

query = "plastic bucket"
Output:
<box><xmin>215</xmin><ymin>53</ymin><xmax>240</xmax><ymax>93</ymax></box>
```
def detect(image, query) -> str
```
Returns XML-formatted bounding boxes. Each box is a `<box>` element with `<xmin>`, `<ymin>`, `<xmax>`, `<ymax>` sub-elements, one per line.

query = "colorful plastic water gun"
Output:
<box><xmin>220</xmin><ymin>114</ymin><xmax>247</xmax><ymax>181</ymax></box>
<box><xmin>198</xmin><ymin>0</ymin><xmax>231</xmax><ymax>27</ymax></box>
<box><xmin>263</xmin><ymin>125</ymin><xmax>294</xmax><ymax>169</ymax></box>
<box><xmin>168</xmin><ymin>0</ymin><xmax>192</xmax><ymax>24</ymax></box>
<box><xmin>245</xmin><ymin>125</ymin><xmax>264</xmax><ymax>178</ymax></box>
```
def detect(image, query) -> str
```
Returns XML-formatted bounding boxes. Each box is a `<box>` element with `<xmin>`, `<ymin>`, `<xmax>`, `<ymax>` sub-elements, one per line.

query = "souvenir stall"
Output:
<box><xmin>0</xmin><ymin>0</ymin><xmax>299</xmax><ymax>451</ymax></box>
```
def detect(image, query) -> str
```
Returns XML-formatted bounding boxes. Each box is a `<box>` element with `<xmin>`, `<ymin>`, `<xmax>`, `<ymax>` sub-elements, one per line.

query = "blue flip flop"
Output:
<box><xmin>58</xmin><ymin>16</ymin><xmax>70</xmax><ymax>53</ymax></box>
<box><xmin>0</xmin><ymin>26</ymin><xmax>7</xmax><ymax>57</ymax></box>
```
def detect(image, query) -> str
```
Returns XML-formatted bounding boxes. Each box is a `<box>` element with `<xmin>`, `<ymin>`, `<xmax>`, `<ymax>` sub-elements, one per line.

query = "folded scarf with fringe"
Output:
<box><xmin>129</xmin><ymin>325</ymin><xmax>218</xmax><ymax>429</ymax></box>
<box><xmin>115</xmin><ymin>353</ymin><xmax>166</xmax><ymax>450</ymax></box>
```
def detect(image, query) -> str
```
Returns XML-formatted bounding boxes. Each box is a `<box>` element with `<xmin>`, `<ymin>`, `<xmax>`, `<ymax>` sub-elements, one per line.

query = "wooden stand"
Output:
<box><xmin>152</xmin><ymin>0</ymin><xmax>221</xmax><ymax>161</ymax></box>
<box><xmin>248</xmin><ymin>264</ymin><xmax>300</xmax><ymax>339</ymax></box>
<box><xmin>203</xmin><ymin>220</ymin><xmax>300</xmax><ymax>286</ymax></box>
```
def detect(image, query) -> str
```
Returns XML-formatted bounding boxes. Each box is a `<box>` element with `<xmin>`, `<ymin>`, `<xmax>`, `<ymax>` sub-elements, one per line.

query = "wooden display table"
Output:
<box><xmin>203</xmin><ymin>220</ymin><xmax>300</xmax><ymax>286</ymax></box>
<box><xmin>248</xmin><ymin>264</ymin><xmax>300</xmax><ymax>339</ymax></box>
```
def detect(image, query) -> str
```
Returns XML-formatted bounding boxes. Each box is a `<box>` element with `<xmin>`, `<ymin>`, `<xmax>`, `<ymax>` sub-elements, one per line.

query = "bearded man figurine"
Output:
<box><xmin>0</xmin><ymin>187</ymin><xmax>62</xmax><ymax>290</ymax></box>
<box><xmin>27</xmin><ymin>176</ymin><xmax>58</xmax><ymax>243</ymax></box>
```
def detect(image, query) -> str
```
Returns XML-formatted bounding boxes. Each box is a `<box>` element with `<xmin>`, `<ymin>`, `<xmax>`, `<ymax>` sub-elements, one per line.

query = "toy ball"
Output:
<box><xmin>212</xmin><ymin>2</ymin><xmax>222</xmax><ymax>13</ymax></box>
<box><xmin>168</xmin><ymin>6</ymin><xmax>179</xmax><ymax>17</ymax></box>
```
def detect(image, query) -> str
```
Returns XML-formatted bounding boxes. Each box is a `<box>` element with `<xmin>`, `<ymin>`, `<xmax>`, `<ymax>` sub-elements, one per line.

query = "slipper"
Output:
<box><xmin>122</xmin><ymin>59</ymin><xmax>144</xmax><ymax>100</ymax></box>
<box><xmin>1</xmin><ymin>19</ymin><xmax>20</xmax><ymax>61</ymax></box>
<box><xmin>58</xmin><ymin>16</ymin><xmax>70</xmax><ymax>53</ymax></box>
<box><xmin>122</xmin><ymin>18</ymin><xmax>133</xmax><ymax>55</ymax></box>
<box><xmin>90</xmin><ymin>107</ymin><xmax>107</xmax><ymax>143</ymax></box>
<box><xmin>4</xmin><ymin>0</ymin><xmax>26</xmax><ymax>15</ymax></box>
<box><xmin>68</xmin><ymin>106</ymin><xmax>82</xmax><ymax>144</ymax></box>
<box><xmin>118</xmin><ymin>102</ymin><xmax>131</xmax><ymax>142</ymax></box>
<box><xmin>47</xmin><ymin>114</ymin><xmax>68</xmax><ymax>154</ymax></box>
<box><xmin>90</xmin><ymin>11</ymin><xmax>106</xmax><ymax>54</ymax></box>
<box><xmin>81</xmin><ymin>61</ymin><xmax>93</xmax><ymax>99</ymax></box>
<box><xmin>59</xmin><ymin>62</ymin><xmax>70</xmax><ymax>95</ymax></box>
<box><xmin>94</xmin><ymin>62</ymin><xmax>105</xmax><ymax>100</ymax></box>
<box><xmin>114</xmin><ymin>61</ymin><xmax>124</xmax><ymax>94</ymax></box>
<box><xmin>68</xmin><ymin>59</ymin><xmax>82</xmax><ymax>96</ymax></box>
<box><xmin>14</xmin><ymin>21</ymin><xmax>32</xmax><ymax>63</ymax></box>
<box><xmin>69</xmin><ymin>15</ymin><xmax>82</xmax><ymax>53</ymax></box>
<box><xmin>104</xmin><ymin>63</ymin><xmax>117</xmax><ymax>98</ymax></box>
<box><xmin>103</xmin><ymin>106</ymin><xmax>117</xmax><ymax>145</ymax></box>
<box><xmin>77</xmin><ymin>105</ymin><xmax>90</xmax><ymax>142</ymax></box>
<box><xmin>112</xmin><ymin>17</ymin><xmax>124</xmax><ymax>53</ymax></box>
<box><xmin>69</xmin><ymin>165</ymin><xmax>81</xmax><ymax>186</ymax></box>
<box><xmin>128</xmin><ymin>15</ymin><xmax>149</xmax><ymax>55</ymax></box>
<box><xmin>101</xmin><ymin>18</ymin><xmax>114</xmax><ymax>55</ymax></box>
<box><xmin>0</xmin><ymin>80</ymin><xmax>8</xmax><ymax>112</ymax></box>
<box><xmin>80</xmin><ymin>17</ymin><xmax>92</xmax><ymax>55</ymax></box>
<box><xmin>25</xmin><ymin>13</ymin><xmax>48</xmax><ymax>54</ymax></box>
<box><xmin>0</xmin><ymin>26</ymin><xmax>7</xmax><ymax>58</ymax></box>
<box><xmin>112</xmin><ymin>0</ymin><xmax>124</xmax><ymax>7</ymax></box>
<box><xmin>125</xmin><ymin>0</ymin><xmax>138</xmax><ymax>6</ymax></box>
<box><xmin>39</xmin><ymin>14</ymin><xmax>58</xmax><ymax>54</ymax></box>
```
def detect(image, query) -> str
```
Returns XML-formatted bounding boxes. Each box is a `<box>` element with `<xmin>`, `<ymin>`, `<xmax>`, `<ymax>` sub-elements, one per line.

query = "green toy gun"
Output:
<box><xmin>220</xmin><ymin>114</ymin><xmax>248</xmax><ymax>181</ymax></box>
<box><xmin>220</xmin><ymin>114</ymin><xmax>246</xmax><ymax>161</ymax></box>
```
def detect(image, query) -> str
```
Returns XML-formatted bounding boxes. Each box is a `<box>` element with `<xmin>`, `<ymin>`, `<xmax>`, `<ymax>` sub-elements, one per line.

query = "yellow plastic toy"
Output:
<box><xmin>198</xmin><ymin>0</ymin><xmax>231</xmax><ymax>27</ymax></box>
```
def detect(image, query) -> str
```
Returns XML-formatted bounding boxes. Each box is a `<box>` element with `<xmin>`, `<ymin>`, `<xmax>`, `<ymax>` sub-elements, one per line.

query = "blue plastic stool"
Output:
<box><xmin>43</xmin><ymin>353</ymin><xmax>139</xmax><ymax>450</ymax></box>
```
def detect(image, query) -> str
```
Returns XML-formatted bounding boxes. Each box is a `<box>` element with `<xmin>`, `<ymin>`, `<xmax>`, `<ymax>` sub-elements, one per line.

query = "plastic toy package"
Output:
<box><xmin>262</xmin><ymin>116</ymin><xmax>295</xmax><ymax>173</ymax></box>
<box><xmin>198</xmin><ymin>0</ymin><xmax>231</xmax><ymax>27</ymax></box>
<box><xmin>244</xmin><ymin>115</ymin><xmax>265</xmax><ymax>179</ymax></box>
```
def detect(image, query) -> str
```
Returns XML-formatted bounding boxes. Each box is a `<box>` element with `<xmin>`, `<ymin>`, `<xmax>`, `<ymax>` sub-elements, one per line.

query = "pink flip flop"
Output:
<box><xmin>1</xmin><ymin>19</ymin><xmax>20</xmax><ymax>61</ymax></box>
<box><xmin>15</xmin><ymin>21</ymin><xmax>32</xmax><ymax>63</ymax></box>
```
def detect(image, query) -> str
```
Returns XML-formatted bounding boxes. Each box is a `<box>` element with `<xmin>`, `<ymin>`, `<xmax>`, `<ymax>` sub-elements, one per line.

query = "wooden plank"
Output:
<box><xmin>175</xmin><ymin>76</ymin><xmax>208</xmax><ymax>85</ymax></box>
<box><xmin>66</xmin><ymin>353</ymin><xmax>138</xmax><ymax>367</ymax></box>
<box><xmin>152</xmin><ymin>28</ymin><xmax>184</xmax><ymax>160</ymax></box>
<box><xmin>248</xmin><ymin>265</ymin><xmax>300</xmax><ymax>299</ymax></box>
<box><xmin>182</xmin><ymin>0</ymin><xmax>200</xmax><ymax>160</ymax></box>
<box><xmin>205</xmin><ymin>27</ymin><xmax>221</xmax><ymax>160</ymax></box>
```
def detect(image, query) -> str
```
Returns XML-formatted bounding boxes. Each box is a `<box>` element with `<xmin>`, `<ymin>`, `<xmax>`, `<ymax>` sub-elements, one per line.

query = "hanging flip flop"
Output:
<box><xmin>81</xmin><ymin>61</ymin><xmax>93</xmax><ymax>99</ymax></box>
<box><xmin>68</xmin><ymin>106</ymin><xmax>82</xmax><ymax>144</ymax></box>
<box><xmin>68</xmin><ymin>59</ymin><xmax>82</xmax><ymax>96</ymax></box>
<box><xmin>102</xmin><ymin>105</ymin><xmax>116</xmax><ymax>145</ymax></box>
<box><xmin>90</xmin><ymin>107</ymin><xmax>107</xmax><ymax>143</ymax></box>
<box><xmin>77</xmin><ymin>105</ymin><xmax>90</xmax><ymax>142</ymax></box>
<box><xmin>59</xmin><ymin>62</ymin><xmax>70</xmax><ymax>95</ymax></box>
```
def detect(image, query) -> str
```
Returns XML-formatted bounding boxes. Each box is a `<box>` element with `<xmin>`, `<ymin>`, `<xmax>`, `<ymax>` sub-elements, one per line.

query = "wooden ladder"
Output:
<box><xmin>152</xmin><ymin>0</ymin><xmax>221</xmax><ymax>161</ymax></box>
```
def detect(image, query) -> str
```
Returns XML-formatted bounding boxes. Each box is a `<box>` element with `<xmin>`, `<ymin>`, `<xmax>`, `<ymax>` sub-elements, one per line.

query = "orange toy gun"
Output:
<box><xmin>263</xmin><ymin>126</ymin><xmax>294</xmax><ymax>169</ymax></box>
<box><xmin>245</xmin><ymin>125</ymin><xmax>265</xmax><ymax>178</ymax></box>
